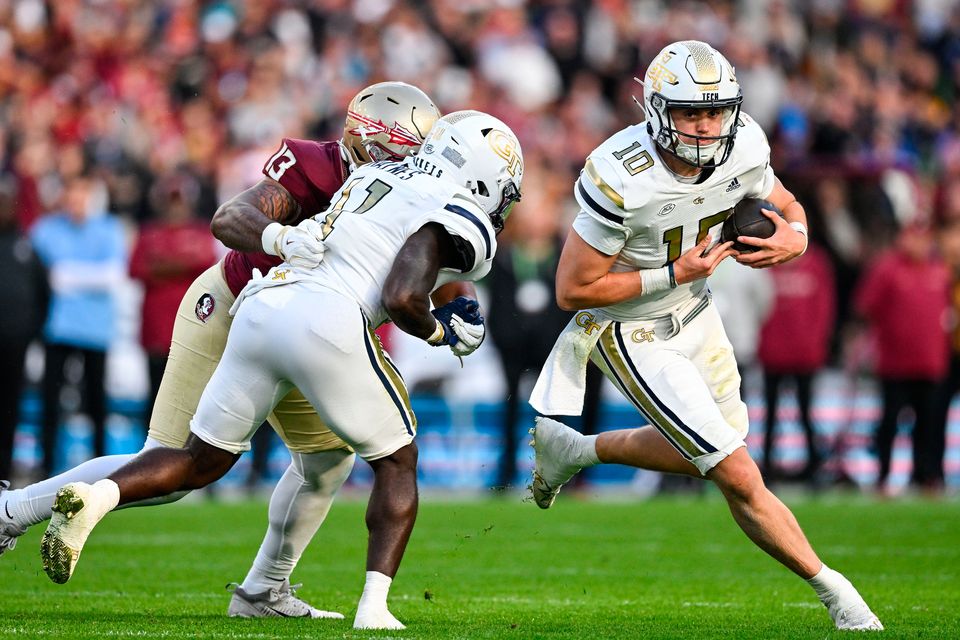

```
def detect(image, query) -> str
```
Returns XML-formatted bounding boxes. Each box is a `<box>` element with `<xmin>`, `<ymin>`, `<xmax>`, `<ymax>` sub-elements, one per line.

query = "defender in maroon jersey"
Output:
<box><xmin>3</xmin><ymin>83</ymin><xmax>457</xmax><ymax>626</ymax></box>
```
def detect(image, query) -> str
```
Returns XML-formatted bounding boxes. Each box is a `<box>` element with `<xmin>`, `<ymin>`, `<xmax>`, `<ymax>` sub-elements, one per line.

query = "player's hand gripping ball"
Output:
<box><xmin>721</xmin><ymin>198</ymin><xmax>782</xmax><ymax>252</ymax></box>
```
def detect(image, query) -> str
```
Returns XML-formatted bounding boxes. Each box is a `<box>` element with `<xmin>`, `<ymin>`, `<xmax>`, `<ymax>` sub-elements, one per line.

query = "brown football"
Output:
<box><xmin>720</xmin><ymin>198</ymin><xmax>781</xmax><ymax>252</ymax></box>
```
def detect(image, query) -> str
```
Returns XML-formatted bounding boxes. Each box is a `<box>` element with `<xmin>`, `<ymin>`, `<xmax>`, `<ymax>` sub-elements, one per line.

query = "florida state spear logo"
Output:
<box><xmin>195</xmin><ymin>293</ymin><xmax>215</xmax><ymax>323</ymax></box>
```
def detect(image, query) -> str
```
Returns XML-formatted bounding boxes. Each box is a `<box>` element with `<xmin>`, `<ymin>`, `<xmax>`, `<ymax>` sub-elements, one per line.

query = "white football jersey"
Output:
<box><xmin>287</xmin><ymin>158</ymin><xmax>496</xmax><ymax>327</ymax></box>
<box><xmin>573</xmin><ymin>112</ymin><xmax>775</xmax><ymax>320</ymax></box>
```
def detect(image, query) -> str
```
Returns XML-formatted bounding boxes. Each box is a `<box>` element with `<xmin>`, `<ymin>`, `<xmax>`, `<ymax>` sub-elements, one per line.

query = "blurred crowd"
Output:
<box><xmin>2</xmin><ymin>0</ymin><xmax>960</xmax><ymax>494</ymax></box>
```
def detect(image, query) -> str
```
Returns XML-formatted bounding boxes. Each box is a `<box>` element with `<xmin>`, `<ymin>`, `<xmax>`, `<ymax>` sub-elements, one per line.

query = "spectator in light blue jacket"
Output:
<box><xmin>30</xmin><ymin>174</ymin><xmax>126</xmax><ymax>476</ymax></box>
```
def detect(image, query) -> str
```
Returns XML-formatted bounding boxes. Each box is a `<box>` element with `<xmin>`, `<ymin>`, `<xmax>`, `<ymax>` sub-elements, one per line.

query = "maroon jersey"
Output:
<box><xmin>222</xmin><ymin>138</ymin><xmax>349</xmax><ymax>296</ymax></box>
<box><xmin>131</xmin><ymin>221</ymin><xmax>219</xmax><ymax>353</ymax></box>
<box><xmin>854</xmin><ymin>247</ymin><xmax>951</xmax><ymax>379</ymax></box>
<box><xmin>758</xmin><ymin>244</ymin><xmax>835</xmax><ymax>373</ymax></box>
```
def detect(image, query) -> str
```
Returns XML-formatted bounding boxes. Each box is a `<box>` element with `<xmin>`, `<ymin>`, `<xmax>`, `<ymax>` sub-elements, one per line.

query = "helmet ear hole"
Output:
<box><xmin>476</xmin><ymin>181</ymin><xmax>490</xmax><ymax>198</ymax></box>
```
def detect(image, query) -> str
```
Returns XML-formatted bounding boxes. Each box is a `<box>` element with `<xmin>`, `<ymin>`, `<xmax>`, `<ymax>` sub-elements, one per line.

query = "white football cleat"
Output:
<box><xmin>40</xmin><ymin>481</ymin><xmax>116</xmax><ymax>583</ymax></box>
<box><xmin>353</xmin><ymin>607</ymin><xmax>406</xmax><ymax>630</ymax></box>
<box><xmin>227</xmin><ymin>580</ymin><xmax>344</xmax><ymax>619</ymax></box>
<box><xmin>829</xmin><ymin>599</ymin><xmax>884</xmax><ymax>631</ymax></box>
<box><xmin>0</xmin><ymin>481</ymin><xmax>26</xmax><ymax>557</ymax></box>
<box><xmin>529</xmin><ymin>417</ymin><xmax>585</xmax><ymax>509</ymax></box>
<box><xmin>821</xmin><ymin>578</ymin><xmax>884</xmax><ymax>631</ymax></box>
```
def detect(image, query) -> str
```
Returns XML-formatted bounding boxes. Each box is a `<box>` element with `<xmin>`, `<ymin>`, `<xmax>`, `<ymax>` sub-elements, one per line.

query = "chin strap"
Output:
<box><xmin>337</xmin><ymin>140</ymin><xmax>358</xmax><ymax>174</ymax></box>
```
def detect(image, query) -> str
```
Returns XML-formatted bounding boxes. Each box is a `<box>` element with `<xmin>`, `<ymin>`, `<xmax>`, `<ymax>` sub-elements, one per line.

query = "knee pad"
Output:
<box><xmin>291</xmin><ymin>449</ymin><xmax>356</xmax><ymax>493</ymax></box>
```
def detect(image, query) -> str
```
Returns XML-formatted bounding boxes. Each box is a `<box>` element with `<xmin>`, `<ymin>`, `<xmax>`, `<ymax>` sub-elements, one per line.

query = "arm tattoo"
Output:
<box><xmin>249</xmin><ymin>181</ymin><xmax>302</xmax><ymax>223</ymax></box>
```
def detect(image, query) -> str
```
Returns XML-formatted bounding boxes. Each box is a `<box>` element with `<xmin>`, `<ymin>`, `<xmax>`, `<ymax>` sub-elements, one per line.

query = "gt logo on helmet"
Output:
<box><xmin>646</xmin><ymin>63</ymin><xmax>679</xmax><ymax>93</ymax></box>
<box><xmin>486</xmin><ymin>130</ymin><xmax>522</xmax><ymax>177</ymax></box>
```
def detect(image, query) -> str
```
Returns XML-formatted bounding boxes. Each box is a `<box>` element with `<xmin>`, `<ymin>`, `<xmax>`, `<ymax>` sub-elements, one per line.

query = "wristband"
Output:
<box><xmin>640</xmin><ymin>266</ymin><xmax>675</xmax><ymax>295</ymax></box>
<box><xmin>789</xmin><ymin>221</ymin><xmax>809</xmax><ymax>256</ymax></box>
<box><xmin>426</xmin><ymin>318</ymin><xmax>446</xmax><ymax>346</ymax></box>
<box><xmin>261</xmin><ymin>222</ymin><xmax>285</xmax><ymax>256</ymax></box>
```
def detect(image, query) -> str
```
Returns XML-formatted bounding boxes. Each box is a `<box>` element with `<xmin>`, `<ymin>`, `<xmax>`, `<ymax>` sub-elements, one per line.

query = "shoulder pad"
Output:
<box><xmin>733</xmin><ymin>112</ymin><xmax>771</xmax><ymax>161</ymax></box>
<box><xmin>441</xmin><ymin>192</ymin><xmax>495</xmax><ymax>265</ymax></box>
<box><xmin>262</xmin><ymin>138</ymin><xmax>347</xmax><ymax>216</ymax></box>
<box><xmin>589</xmin><ymin>125</ymin><xmax>658</xmax><ymax>213</ymax></box>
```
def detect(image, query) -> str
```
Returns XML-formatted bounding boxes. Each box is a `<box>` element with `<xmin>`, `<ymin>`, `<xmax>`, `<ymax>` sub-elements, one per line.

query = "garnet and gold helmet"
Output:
<box><xmin>341</xmin><ymin>82</ymin><xmax>441</xmax><ymax>168</ymax></box>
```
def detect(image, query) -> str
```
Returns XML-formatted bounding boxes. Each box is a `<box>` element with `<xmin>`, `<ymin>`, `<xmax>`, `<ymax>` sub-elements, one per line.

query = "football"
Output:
<box><xmin>720</xmin><ymin>198</ymin><xmax>782</xmax><ymax>252</ymax></box>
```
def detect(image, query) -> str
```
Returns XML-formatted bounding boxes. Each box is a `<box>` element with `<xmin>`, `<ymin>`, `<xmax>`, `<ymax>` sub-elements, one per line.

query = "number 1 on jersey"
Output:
<box><xmin>321</xmin><ymin>178</ymin><xmax>393</xmax><ymax>239</ymax></box>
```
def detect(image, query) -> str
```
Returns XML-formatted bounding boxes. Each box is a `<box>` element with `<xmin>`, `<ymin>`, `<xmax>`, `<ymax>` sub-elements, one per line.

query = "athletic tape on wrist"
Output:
<box><xmin>426</xmin><ymin>319</ymin><xmax>446</xmax><ymax>346</ymax></box>
<box><xmin>789</xmin><ymin>221</ymin><xmax>809</xmax><ymax>256</ymax></box>
<box><xmin>640</xmin><ymin>266</ymin><xmax>674</xmax><ymax>294</ymax></box>
<box><xmin>261</xmin><ymin>222</ymin><xmax>285</xmax><ymax>256</ymax></box>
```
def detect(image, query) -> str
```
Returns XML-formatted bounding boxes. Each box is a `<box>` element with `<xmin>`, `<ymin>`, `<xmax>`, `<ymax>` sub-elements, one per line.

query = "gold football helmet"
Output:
<box><xmin>342</xmin><ymin>82</ymin><xmax>441</xmax><ymax>167</ymax></box>
<box><xmin>640</xmin><ymin>40</ymin><xmax>742</xmax><ymax>167</ymax></box>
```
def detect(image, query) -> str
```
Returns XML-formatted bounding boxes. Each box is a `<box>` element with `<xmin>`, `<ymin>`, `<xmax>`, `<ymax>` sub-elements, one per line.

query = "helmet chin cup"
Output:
<box><xmin>675</xmin><ymin>138</ymin><xmax>720</xmax><ymax>166</ymax></box>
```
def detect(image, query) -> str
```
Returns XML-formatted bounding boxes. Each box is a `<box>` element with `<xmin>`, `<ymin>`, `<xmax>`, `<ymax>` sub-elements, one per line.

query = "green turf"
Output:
<box><xmin>1</xmin><ymin>491</ymin><xmax>958</xmax><ymax>639</ymax></box>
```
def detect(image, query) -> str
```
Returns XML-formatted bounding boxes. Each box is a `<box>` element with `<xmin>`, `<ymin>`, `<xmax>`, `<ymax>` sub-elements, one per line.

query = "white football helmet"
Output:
<box><xmin>342</xmin><ymin>82</ymin><xmax>441</xmax><ymax>167</ymax></box>
<box><xmin>638</xmin><ymin>40</ymin><xmax>742</xmax><ymax>167</ymax></box>
<box><xmin>413</xmin><ymin>110</ymin><xmax>523</xmax><ymax>232</ymax></box>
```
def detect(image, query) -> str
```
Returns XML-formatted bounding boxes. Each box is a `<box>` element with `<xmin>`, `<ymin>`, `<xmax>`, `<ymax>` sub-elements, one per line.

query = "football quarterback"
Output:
<box><xmin>528</xmin><ymin>40</ymin><xmax>882</xmax><ymax>632</ymax></box>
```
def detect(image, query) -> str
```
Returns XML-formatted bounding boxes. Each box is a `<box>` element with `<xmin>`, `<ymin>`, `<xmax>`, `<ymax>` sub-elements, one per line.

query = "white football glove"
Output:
<box><xmin>448</xmin><ymin>314</ymin><xmax>485</xmax><ymax>357</ymax></box>
<box><xmin>262</xmin><ymin>220</ymin><xmax>327</xmax><ymax>269</ymax></box>
<box><xmin>281</xmin><ymin>219</ymin><xmax>327</xmax><ymax>269</ymax></box>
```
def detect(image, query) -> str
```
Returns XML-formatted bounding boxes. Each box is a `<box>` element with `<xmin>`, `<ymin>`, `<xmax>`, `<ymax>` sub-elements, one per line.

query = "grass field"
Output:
<box><xmin>1</xmin><ymin>490</ymin><xmax>958</xmax><ymax>639</ymax></box>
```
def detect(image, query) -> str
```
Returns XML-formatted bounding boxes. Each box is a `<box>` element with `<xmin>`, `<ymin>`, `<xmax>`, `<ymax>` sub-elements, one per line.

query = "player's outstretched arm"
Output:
<box><xmin>210</xmin><ymin>178</ymin><xmax>302</xmax><ymax>253</ymax></box>
<box><xmin>735</xmin><ymin>178</ymin><xmax>808</xmax><ymax>268</ymax></box>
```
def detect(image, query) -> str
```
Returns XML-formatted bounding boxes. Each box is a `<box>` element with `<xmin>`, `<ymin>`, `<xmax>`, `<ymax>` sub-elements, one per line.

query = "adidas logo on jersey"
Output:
<box><xmin>725</xmin><ymin>177</ymin><xmax>741</xmax><ymax>192</ymax></box>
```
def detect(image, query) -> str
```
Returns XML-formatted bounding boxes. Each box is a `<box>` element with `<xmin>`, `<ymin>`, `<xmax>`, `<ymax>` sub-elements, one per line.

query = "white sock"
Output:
<box><xmin>578</xmin><ymin>434</ymin><xmax>601</xmax><ymax>468</ymax></box>
<box><xmin>5</xmin><ymin>454</ymin><xmax>135</xmax><ymax>528</ymax></box>
<box><xmin>92</xmin><ymin>479</ymin><xmax>121</xmax><ymax>512</ymax></box>
<box><xmin>241</xmin><ymin>450</ymin><xmax>354</xmax><ymax>594</ymax></box>
<box><xmin>807</xmin><ymin>564</ymin><xmax>854</xmax><ymax>603</ymax></box>
<box><xmin>357</xmin><ymin>571</ymin><xmax>393</xmax><ymax>612</ymax></box>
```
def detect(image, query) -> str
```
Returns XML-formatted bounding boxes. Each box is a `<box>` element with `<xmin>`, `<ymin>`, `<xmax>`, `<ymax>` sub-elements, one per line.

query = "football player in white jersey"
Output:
<box><xmin>1</xmin><ymin>82</ymin><xmax>446</xmax><ymax>620</ymax></box>
<box><xmin>39</xmin><ymin>110</ymin><xmax>523</xmax><ymax>631</ymax></box>
<box><xmin>528</xmin><ymin>41</ymin><xmax>882</xmax><ymax>631</ymax></box>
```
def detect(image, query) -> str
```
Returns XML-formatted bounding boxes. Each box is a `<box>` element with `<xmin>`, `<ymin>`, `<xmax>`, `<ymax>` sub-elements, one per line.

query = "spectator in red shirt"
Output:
<box><xmin>854</xmin><ymin>221</ymin><xmax>951</xmax><ymax>492</ymax></box>
<box><xmin>758</xmin><ymin>242</ymin><xmax>836</xmax><ymax>481</ymax></box>
<box><xmin>928</xmin><ymin>220</ymin><xmax>960</xmax><ymax>493</ymax></box>
<box><xmin>129</xmin><ymin>171</ymin><xmax>218</xmax><ymax>416</ymax></box>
